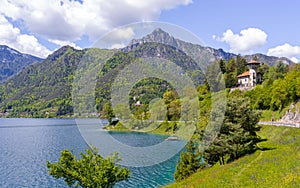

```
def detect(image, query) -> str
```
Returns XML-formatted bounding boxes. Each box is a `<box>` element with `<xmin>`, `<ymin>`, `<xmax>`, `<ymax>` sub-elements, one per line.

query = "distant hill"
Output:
<box><xmin>126</xmin><ymin>28</ymin><xmax>295</xmax><ymax>67</ymax></box>
<box><xmin>244</xmin><ymin>53</ymin><xmax>294</xmax><ymax>66</ymax></box>
<box><xmin>0</xmin><ymin>45</ymin><xmax>43</xmax><ymax>83</ymax></box>
<box><xmin>0</xmin><ymin>28</ymin><xmax>296</xmax><ymax>117</ymax></box>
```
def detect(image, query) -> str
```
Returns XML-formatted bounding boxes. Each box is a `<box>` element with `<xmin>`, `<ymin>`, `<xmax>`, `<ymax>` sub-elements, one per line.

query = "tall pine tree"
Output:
<box><xmin>174</xmin><ymin>140</ymin><xmax>204</xmax><ymax>182</ymax></box>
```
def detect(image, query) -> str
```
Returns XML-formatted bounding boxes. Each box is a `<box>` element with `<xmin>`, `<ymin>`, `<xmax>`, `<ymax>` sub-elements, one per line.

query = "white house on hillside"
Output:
<box><xmin>237</xmin><ymin>60</ymin><xmax>261</xmax><ymax>88</ymax></box>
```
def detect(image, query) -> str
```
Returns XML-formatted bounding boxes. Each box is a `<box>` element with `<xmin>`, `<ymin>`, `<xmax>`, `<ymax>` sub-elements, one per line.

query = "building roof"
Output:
<box><xmin>237</xmin><ymin>71</ymin><xmax>250</xmax><ymax>78</ymax></box>
<box><xmin>247</xmin><ymin>60</ymin><xmax>260</xmax><ymax>65</ymax></box>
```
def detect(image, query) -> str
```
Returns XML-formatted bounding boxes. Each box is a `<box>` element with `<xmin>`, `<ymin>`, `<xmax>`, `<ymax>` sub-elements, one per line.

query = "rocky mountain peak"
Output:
<box><xmin>127</xmin><ymin>28</ymin><xmax>179</xmax><ymax>51</ymax></box>
<box><xmin>0</xmin><ymin>45</ymin><xmax>43</xmax><ymax>82</ymax></box>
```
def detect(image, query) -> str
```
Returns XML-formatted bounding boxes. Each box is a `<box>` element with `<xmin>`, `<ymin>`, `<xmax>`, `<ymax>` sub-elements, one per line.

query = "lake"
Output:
<box><xmin>0</xmin><ymin>118</ymin><xmax>183</xmax><ymax>187</ymax></box>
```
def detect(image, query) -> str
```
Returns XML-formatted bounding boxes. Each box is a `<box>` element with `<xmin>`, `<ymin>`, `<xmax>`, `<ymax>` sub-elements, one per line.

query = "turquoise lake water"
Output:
<box><xmin>0</xmin><ymin>118</ymin><xmax>182</xmax><ymax>187</ymax></box>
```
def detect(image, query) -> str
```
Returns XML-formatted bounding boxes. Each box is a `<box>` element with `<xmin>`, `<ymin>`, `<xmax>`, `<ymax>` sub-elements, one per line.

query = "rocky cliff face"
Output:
<box><xmin>279</xmin><ymin>101</ymin><xmax>300</xmax><ymax>123</ymax></box>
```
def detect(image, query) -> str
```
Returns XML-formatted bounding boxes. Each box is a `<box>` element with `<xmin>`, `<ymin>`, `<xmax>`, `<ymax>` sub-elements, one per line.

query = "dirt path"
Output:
<box><xmin>259</xmin><ymin>121</ymin><xmax>300</xmax><ymax>128</ymax></box>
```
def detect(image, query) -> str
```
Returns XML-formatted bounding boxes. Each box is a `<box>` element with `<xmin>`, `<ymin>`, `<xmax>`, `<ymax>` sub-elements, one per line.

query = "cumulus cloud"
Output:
<box><xmin>267</xmin><ymin>43</ymin><xmax>300</xmax><ymax>63</ymax></box>
<box><xmin>290</xmin><ymin>57</ymin><xmax>299</xmax><ymax>63</ymax></box>
<box><xmin>110</xmin><ymin>43</ymin><xmax>126</xmax><ymax>49</ymax></box>
<box><xmin>0</xmin><ymin>15</ymin><xmax>51</xmax><ymax>58</ymax></box>
<box><xmin>0</xmin><ymin>0</ymin><xmax>191</xmax><ymax>56</ymax></box>
<box><xmin>48</xmin><ymin>39</ymin><xmax>82</xmax><ymax>50</ymax></box>
<box><xmin>214</xmin><ymin>28</ymin><xmax>267</xmax><ymax>54</ymax></box>
<box><xmin>0</xmin><ymin>0</ymin><xmax>192</xmax><ymax>41</ymax></box>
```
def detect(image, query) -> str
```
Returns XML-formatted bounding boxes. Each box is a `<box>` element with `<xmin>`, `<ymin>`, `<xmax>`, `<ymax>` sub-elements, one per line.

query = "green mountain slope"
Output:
<box><xmin>0</xmin><ymin>28</ymin><xmax>296</xmax><ymax>117</ymax></box>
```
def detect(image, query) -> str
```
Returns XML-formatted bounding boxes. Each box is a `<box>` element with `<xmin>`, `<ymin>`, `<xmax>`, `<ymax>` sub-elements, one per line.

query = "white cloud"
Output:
<box><xmin>267</xmin><ymin>43</ymin><xmax>300</xmax><ymax>63</ymax></box>
<box><xmin>0</xmin><ymin>15</ymin><xmax>51</xmax><ymax>58</ymax></box>
<box><xmin>111</xmin><ymin>27</ymin><xmax>135</xmax><ymax>41</ymax></box>
<box><xmin>0</xmin><ymin>0</ymin><xmax>192</xmax><ymax>42</ymax></box>
<box><xmin>214</xmin><ymin>28</ymin><xmax>267</xmax><ymax>54</ymax></box>
<box><xmin>0</xmin><ymin>0</ymin><xmax>191</xmax><ymax>57</ymax></box>
<box><xmin>48</xmin><ymin>39</ymin><xmax>82</xmax><ymax>50</ymax></box>
<box><xmin>290</xmin><ymin>57</ymin><xmax>299</xmax><ymax>63</ymax></box>
<box><xmin>110</xmin><ymin>43</ymin><xmax>126</xmax><ymax>49</ymax></box>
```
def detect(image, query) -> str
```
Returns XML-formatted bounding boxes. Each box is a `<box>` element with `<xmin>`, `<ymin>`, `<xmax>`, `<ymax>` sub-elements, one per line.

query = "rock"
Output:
<box><xmin>279</xmin><ymin>101</ymin><xmax>300</xmax><ymax>123</ymax></box>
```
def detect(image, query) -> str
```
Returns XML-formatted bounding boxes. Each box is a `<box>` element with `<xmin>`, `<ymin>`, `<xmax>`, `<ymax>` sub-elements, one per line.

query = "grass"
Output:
<box><xmin>166</xmin><ymin>125</ymin><xmax>300</xmax><ymax>188</ymax></box>
<box><xmin>103</xmin><ymin>121</ymin><xmax>175</xmax><ymax>136</ymax></box>
<box><xmin>291</xmin><ymin>100</ymin><xmax>300</xmax><ymax>114</ymax></box>
<box><xmin>260</xmin><ymin>108</ymin><xmax>289</xmax><ymax>122</ymax></box>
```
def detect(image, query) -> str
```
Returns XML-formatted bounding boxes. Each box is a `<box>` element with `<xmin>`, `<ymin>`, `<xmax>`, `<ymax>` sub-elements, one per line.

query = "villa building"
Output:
<box><xmin>237</xmin><ymin>60</ymin><xmax>261</xmax><ymax>89</ymax></box>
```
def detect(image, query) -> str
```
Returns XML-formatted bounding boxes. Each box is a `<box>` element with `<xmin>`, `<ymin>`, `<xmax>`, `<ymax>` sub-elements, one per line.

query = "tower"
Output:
<box><xmin>246</xmin><ymin>60</ymin><xmax>260</xmax><ymax>87</ymax></box>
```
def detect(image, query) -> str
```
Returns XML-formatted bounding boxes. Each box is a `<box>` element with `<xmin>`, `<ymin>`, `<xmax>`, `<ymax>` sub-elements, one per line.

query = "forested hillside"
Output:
<box><xmin>0</xmin><ymin>29</ymin><xmax>297</xmax><ymax>118</ymax></box>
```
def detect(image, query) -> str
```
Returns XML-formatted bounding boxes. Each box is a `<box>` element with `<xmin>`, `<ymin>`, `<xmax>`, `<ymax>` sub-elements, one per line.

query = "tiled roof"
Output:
<box><xmin>247</xmin><ymin>60</ymin><xmax>260</xmax><ymax>65</ymax></box>
<box><xmin>237</xmin><ymin>71</ymin><xmax>250</xmax><ymax>78</ymax></box>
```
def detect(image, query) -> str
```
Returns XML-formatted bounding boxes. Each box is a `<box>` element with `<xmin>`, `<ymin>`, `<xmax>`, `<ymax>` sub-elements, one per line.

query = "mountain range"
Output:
<box><xmin>0</xmin><ymin>45</ymin><xmax>42</xmax><ymax>83</ymax></box>
<box><xmin>126</xmin><ymin>28</ymin><xmax>294</xmax><ymax>67</ymax></box>
<box><xmin>0</xmin><ymin>28</ymin><xmax>295</xmax><ymax>117</ymax></box>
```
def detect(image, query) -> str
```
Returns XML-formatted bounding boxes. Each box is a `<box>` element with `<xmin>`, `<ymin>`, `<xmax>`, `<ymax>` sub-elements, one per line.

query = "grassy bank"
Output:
<box><xmin>104</xmin><ymin>121</ymin><xmax>178</xmax><ymax>136</ymax></box>
<box><xmin>166</xmin><ymin>125</ymin><xmax>300</xmax><ymax>187</ymax></box>
<box><xmin>259</xmin><ymin>108</ymin><xmax>289</xmax><ymax>122</ymax></box>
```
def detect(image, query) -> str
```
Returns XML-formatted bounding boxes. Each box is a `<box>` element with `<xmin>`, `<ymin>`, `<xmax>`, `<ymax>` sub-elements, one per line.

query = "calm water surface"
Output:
<box><xmin>0</xmin><ymin>118</ymin><xmax>180</xmax><ymax>187</ymax></box>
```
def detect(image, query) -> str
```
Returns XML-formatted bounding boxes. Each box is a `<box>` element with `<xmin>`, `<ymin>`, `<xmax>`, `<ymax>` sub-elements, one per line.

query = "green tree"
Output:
<box><xmin>218</xmin><ymin>59</ymin><xmax>227</xmax><ymax>74</ymax></box>
<box><xmin>168</xmin><ymin>99</ymin><xmax>181</xmax><ymax>121</ymax></box>
<box><xmin>225</xmin><ymin>58</ymin><xmax>237</xmax><ymax>88</ymax></box>
<box><xmin>46</xmin><ymin>147</ymin><xmax>130</xmax><ymax>188</ymax></box>
<box><xmin>174</xmin><ymin>140</ymin><xmax>204</xmax><ymax>182</ymax></box>
<box><xmin>202</xmin><ymin>97</ymin><xmax>261</xmax><ymax>165</ymax></box>
<box><xmin>163</xmin><ymin>90</ymin><xmax>181</xmax><ymax>121</ymax></box>
<box><xmin>257</xmin><ymin>63</ymin><xmax>269</xmax><ymax>82</ymax></box>
<box><xmin>56</xmin><ymin>98</ymin><xmax>73</xmax><ymax>116</ymax></box>
<box><xmin>205</xmin><ymin>60</ymin><xmax>224</xmax><ymax>92</ymax></box>
<box><xmin>275</xmin><ymin>61</ymin><xmax>288</xmax><ymax>76</ymax></box>
<box><xmin>236</xmin><ymin>55</ymin><xmax>247</xmax><ymax>75</ymax></box>
<box><xmin>253</xmin><ymin>55</ymin><xmax>258</xmax><ymax>61</ymax></box>
<box><xmin>102</xmin><ymin>101</ymin><xmax>114</xmax><ymax>124</ymax></box>
<box><xmin>163</xmin><ymin>90</ymin><xmax>177</xmax><ymax>104</ymax></box>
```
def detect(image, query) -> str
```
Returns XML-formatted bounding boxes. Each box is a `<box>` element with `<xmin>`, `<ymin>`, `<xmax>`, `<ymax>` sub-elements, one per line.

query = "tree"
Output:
<box><xmin>163</xmin><ymin>90</ymin><xmax>181</xmax><ymax>121</ymax></box>
<box><xmin>275</xmin><ymin>61</ymin><xmax>288</xmax><ymax>76</ymax></box>
<box><xmin>102</xmin><ymin>101</ymin><xmax>114</xmax><ymax>124</ymax></box>
<box><xmin>253</xmin><ymin>55</ymin><xmax>258</xmax><ymax>61</ymax></box>
<box><xmin>257</xmin><ymin>63</ymin><xmax>269</xmax><ymax>82</ymax></box>
<box><xmin>205</xmin><ymin>60</ymin><xmax>224</xmax><ymax>92</ymax></box>
<box><xmin>225</xmin><ymin>58</ymin><xmax>237</xmax><ymax>88</ymax></box>
<box><xmin>168</xmin><ymin>99</ymin><xmax>181</xmax><ymax>121</ymax></box>
<box><xmin>56</xmin><ymin>98</ymin><xmax>73</xmax><ymax>116</ymax></box>
<box><xmin>46</xmin><ymin>147</ymin><xmax>130</xmax><ymax>188</ymax></box>
<box><xmin>236</xmin><ymin>55</ymin><xmax>247</xmax><ymax>75</ymax></box>
<box><xmin>218</xmin><ymin>59</ymin><xmax>227</xmax><ymax>74</ymax></box>
<box><xmin>174</xmin><ymin>140</ymin><xmax>204</xmax><ymax>182</ymax></box>
<box><xmin>202</xmin><ymin>97</ymin><xmax>261</xmax><ymax>165</ymax></box>
<box><xmin>163</xmin><ymin>90</ymin><xmax>177</xmax><ymax>104</ymax></box>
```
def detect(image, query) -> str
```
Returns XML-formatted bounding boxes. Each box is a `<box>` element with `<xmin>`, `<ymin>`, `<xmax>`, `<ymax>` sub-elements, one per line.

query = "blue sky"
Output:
<box><xmin>0</xmin><ymin>0</ymin><xmax>299</xmax><ymax>62</ymax></box>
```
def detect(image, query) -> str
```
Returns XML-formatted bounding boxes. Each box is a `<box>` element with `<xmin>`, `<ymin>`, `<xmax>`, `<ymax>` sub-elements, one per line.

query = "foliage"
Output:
<box><xmin>101</xmin><ymin>101</ymin><xmax>114</xmax><ymax>124</ymax></box>
<box><xmin>46</xmin><ymin>147</ymin><xmax>130</xmax><ymax>188</ymax></box>
<box><xmin>236</xmin><ymin>55</ymin><xmax>248</xmax><ymax>75</ymax></box>
<box><xmin>225</xmin><ymin>58</ymin><xmax>237</xmax><ymax>88</ymax></box>
<box><xmin>244</xmin><ymin>64</ymin><xmax>300</xmax><ymax>111</ymax></box>
<box><xmin>163</xmin><ymin>90</ymin><xmax>181</xmax><ymax>121</ymax></box>
<box><xmin>167</xmin><ymin>125</ymin><xmax>300</xmax><ymax>188</ymax></box>
<box><xmin>202</xmin><ymin>97</ymin><xmax>261</xmax><ymax>166</ymax></box>
<box><xmin>174</xmin><ymin>140</ymin><xmax>205</xmax><ymax>182</ymax></box>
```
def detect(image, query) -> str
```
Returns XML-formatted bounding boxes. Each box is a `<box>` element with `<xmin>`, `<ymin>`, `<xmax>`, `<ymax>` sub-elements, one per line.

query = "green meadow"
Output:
<box><xmin>167</xmin><ymin>125</ymin><xmax>300</xmax><ymax>188</ymax></box>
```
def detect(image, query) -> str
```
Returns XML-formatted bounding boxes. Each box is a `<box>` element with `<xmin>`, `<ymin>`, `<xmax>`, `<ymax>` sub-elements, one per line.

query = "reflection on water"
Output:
<box><xmin>0</xmin><ymin>118</ymin><xmax>181</xmax><ymax>187</ymax></box>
